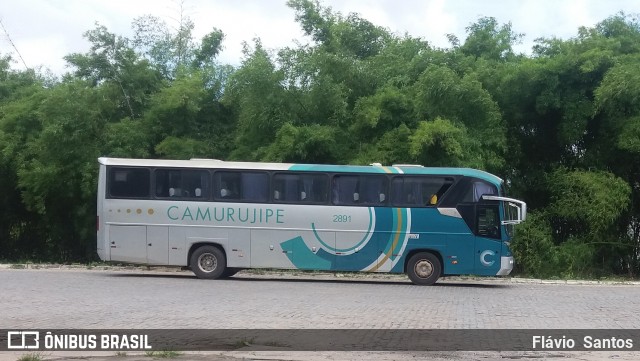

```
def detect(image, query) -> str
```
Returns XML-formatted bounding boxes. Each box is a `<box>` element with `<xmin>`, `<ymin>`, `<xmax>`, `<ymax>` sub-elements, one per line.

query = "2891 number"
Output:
<box><xmin>333</xmin><ymin>215</ymin><xmax>352</xmax><ymax>222</ymax></box>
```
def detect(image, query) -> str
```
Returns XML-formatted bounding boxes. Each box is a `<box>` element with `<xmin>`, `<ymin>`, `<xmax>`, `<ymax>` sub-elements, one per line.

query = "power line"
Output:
<box><xmin>0</xmin><ymin>18</ymin><xmax>29</xmax><ymax>70</ymax></box>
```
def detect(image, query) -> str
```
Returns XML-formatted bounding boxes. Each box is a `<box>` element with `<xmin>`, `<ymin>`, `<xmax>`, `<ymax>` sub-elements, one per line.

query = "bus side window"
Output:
<box><xmin>214</xmin><ymin>171</ymin><xmax>268</xmax><ymax>203</ymax></box>
<box><xmin>214</xmin><ymin>172</ymin><xmax>241</xmax><ymax>201</ymax></box>
<box><xmin>332</xmin><ymin>175</ymin><xmax>386</xmax><ymax>206</ymax></box>
<box><xmin>109</xmin><ymin>167</ymin><xmax>150</xmax><ymax>198</ymax></box>
<box><xmin>273</xmin><ymin>173</ymin><xmax>328</xmax><ymax>204</ymax></box>
<box><xmin>391</xmin><ymin>176</ymin><xmax>453</xmax><ymax>207</ymax></box>
<box><xmin>156</xmin><ymin>169</ymin><xmax>208</xmax><ymax>200</ymax></box>
<box><xmin>360</xmin><ymin>176</ymin><xmax>387</xmax><ymax>205</ymax></box>
<box><xmin>156</xmin><ymin>169</ymin><xmax>181</xmax><ymax>198</ymax></box>
<box><xmin>332</xmin><ymin>175</ymin><xmax>359</xmax><ymax>205</ymax></box>
<box><xmin>241</xmin><ymin>172</ymin><xmax>268</xmax><ymax>202</ymax></box>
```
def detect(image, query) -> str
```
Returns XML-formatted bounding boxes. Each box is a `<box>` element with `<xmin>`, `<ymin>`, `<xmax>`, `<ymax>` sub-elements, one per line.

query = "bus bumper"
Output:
<box><xmin>496</xmin><ymin>256</ymin><xmax>514</xmax><ymax>276</ymax></box>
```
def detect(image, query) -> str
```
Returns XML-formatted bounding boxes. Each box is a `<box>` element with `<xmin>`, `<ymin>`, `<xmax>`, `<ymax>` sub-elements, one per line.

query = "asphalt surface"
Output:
<box><xmin>1</xmin><ymin>267</ymin><xmax>639</xmax><ymax>360</ymax></box>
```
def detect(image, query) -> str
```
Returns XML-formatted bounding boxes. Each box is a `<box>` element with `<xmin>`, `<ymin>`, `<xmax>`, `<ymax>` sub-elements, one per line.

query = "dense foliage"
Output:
<box><xmin>1</xmin><ymin>1</ymin><xmax>639</xmax><ymax>278</ymax></box>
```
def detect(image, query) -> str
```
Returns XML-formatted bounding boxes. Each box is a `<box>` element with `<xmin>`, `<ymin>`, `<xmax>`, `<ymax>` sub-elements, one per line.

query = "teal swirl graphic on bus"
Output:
<box><xmin>279</xmin><ymin>207</ymin><xmax>410</xmax><ymax>271</ymax></box>
<box><xmin>310</xmin><ymin>207</ymin><xmax>374</xmax><ymax>254</ymax></box>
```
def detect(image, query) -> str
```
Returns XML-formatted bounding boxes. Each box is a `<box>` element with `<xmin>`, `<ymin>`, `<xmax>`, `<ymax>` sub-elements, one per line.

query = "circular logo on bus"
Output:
<box><xmin>480</xmin><ymin>250</ymin><xmax>496</xmax><ymax>267</ymax></box>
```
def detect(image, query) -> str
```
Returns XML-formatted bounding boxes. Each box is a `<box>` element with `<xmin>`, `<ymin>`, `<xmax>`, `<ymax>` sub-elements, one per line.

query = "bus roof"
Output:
<box><xmin>98</xmin><ymin>157</ymin><xmax>503</xmax><ymax>185</ymax></box>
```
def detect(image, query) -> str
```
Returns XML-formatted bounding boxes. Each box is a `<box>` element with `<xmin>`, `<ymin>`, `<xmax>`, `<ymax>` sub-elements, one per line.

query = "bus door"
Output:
<box><xmin>473</xmin><ymin>202</ymin><xmax>502</xmax><ymax>275</ymax></box>
<box><xmin>452</xmin><ymin>179</ymin><xmax>503</xmax><ymax>276</ymax></box>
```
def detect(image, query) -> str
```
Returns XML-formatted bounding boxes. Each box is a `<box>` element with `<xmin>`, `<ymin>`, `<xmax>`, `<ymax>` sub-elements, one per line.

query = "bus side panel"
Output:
<box><xmin>185</xmin><ymin>227</ymin><xmax>228</xmax><ymax>263</ymax></box>
<box><xmin>147</xmin><ymin>226</ymin><xmax>169</xmax><ymax>265</ymax></box>
<box><xmin>275</xmin><ymin>206</ymin><xmax>372</xmax><ymax>272</ymax></box>
<box><xmin>440</xmin><ymin>234</ymin><xmax>476</xmax><ymax>275</ymax></box>
<box><xmin>334</xmin><ymin>228</ymin><xmax>376</xmax><ymax>271</ymax></box>
<box><xmin>396</xmin><ymin>208</ymin><xmax>476</xmax><ymax>276</ymax></box>
<box><xmin>250</xmin><ymin>229</ymin><xmax>299</xmax><ymax>269</ymax></box>
<box><xmin>169</xmin><ymin>226</ymin><xmax>187</xmax><ymax>266</ymax></box>
<box><xmin>350</xmin><ymin>207</ymin><xmax>406</xmax><ymax>273</ymax></box>
<box><xmin>227</xmin><ymin>228</ymin><xmax>250</xmax><ymax>268</ymax></box>
<box><xmin>97</xmin><ymin>163</ymin><xmax>108</xmax><ymax>261</ymax></box>
<box><xmin>474</xmin><ymin>235</ymin><xmax>502</xmax><ymax>276</ymax></box>
<box><xmin>168</xmin><ymin>225</ymin><xmax>250</xmax><ymax>268</ymax></box>
<box><xmin>268</xmin><ymin>206</ymin><xmax>411</xmax><ymax>273</ymax></box>
<box><xmin>109</xmin><ymin>225</ymin><xmax>147</xmax><ymax>264</ymax></box>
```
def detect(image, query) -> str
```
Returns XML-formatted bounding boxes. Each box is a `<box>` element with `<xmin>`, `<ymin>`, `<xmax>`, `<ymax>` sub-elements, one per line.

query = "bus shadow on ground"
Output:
<box><xmin>106</xmin><ymin>272</ymin><xmax>509</xmax><ymax>288</ymax></box>
<box><xmin>230</xmin><ymin>276</ymin><xmax>510</xmax><ymax>288</ymax></box>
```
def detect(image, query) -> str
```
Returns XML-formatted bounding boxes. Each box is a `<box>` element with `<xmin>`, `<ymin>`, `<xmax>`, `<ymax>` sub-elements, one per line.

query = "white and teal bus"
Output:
<box><xmin>97</xmin><ymin>157</ymin><xmax>526</xmax><ymax>285</ymax></box>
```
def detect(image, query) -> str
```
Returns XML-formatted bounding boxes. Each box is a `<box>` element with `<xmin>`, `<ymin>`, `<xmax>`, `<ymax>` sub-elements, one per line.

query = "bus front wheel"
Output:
<box><xmin>190</xmin><ymin>245</ymin><xmax>227</xmax><ymax>279</ymax></box>
<box><xmin>407</xmin><ymin>252</ymin><xmax>441</xmax><ymax>285</ymax></box>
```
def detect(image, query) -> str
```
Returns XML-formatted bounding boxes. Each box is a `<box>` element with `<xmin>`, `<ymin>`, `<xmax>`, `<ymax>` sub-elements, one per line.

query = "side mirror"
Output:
<box><xmin>481</xmin><ymin>195</ymin><xmax>527</xmax><ymax>224</ymax></box>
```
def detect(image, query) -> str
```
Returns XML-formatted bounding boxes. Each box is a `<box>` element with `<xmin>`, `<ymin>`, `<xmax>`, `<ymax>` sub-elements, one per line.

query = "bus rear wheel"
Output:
<box><xmin>190</xmin><ymin>245</ymin><xmax>226</xmax><ymax>280</ymax></box>
<box><xmin>407</xmin><ymin>252</ymin><xmax>441</xmax><ymax>285</ymax></box>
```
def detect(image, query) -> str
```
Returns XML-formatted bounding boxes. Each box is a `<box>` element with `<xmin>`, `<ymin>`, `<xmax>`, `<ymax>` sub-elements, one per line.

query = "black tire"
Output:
<box><xmin>190</xmin><ymin>245</ymin><xmax>226</xmax><ymax>279</ymax></box>
<box><xmin>407</xmin><ymin>252</ymin><xmax>441</xmax><ymax>285</ymax></box>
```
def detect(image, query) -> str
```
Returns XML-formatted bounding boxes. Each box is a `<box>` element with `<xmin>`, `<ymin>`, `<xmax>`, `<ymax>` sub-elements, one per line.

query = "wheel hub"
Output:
<box><xmin>414</xmin><ymin>259</ymin><xmax>434</xmax><ymax>278</ymax></box>
<box><xmin>199</xmin><ymin>254</ymin><xmax>217</xmax><ymax>273</ymax></box>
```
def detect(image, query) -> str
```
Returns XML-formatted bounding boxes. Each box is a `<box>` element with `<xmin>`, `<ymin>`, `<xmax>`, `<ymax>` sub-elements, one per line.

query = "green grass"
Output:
<box><xmin>231</xmin><ymin>337</ymin><xmax>255</xmax><ymax>349</ymax></box>
<box><xmin>144</xmin><ymin>350</ymin><xmax>181</xmax><ymax>358</ymax></box>
<box><xmin>16</xmin><ymin>353</ymin><xmax>43</xmax><ymax>361</ymax></box>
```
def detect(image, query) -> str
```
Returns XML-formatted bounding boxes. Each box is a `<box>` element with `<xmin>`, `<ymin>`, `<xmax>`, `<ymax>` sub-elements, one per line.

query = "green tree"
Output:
<box><xmin>412</xmin><ymin>65</ymin><xmax>505</xmax><ymax>171</ymax></box>
<box><xmin>460</xmin><ymin>16</ymin><xmax>524</xmax><ymax>61</ymax></box>
<box><xmin>225</xmin><ymin>40</ymin><xmax>289</xmax><ymax>160</ymax></box>
<box><xmin>0</xmin><ymin>56</ymin><xmax>48</xmax><ymax>260</ymax></box>
<box><xmin>5</xmin><ymin>80</ymin><xmax>107</xmax><ymax>260</ymax></box>
<box><xmin>409</xmin><ymin>118</ymin><xmax>470</xmax><ymax>167</ymax></box>
<box><xmin>132</xmin><ymin>13</ymin><xmax>225</xmax><ymax>77</ymax></box>
<box><xmin>65</xmin><ymin>24</ymin><xmax>163</xmax><ymax>120</ymax></box>
<box><xmin>264</xmin><ymin>123</ymin><xmax>341</xmax><ymax>163</ymax></box>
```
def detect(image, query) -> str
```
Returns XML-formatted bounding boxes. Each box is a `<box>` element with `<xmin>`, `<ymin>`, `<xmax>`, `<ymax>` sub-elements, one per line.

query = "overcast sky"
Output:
<box><xmin>1</xmin><ymin>0</ymin><xmax>639</xmax><ymax>74</ymax></box>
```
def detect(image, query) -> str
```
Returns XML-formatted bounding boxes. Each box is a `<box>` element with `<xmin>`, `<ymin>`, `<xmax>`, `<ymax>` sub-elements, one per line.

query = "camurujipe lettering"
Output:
<box><xmin>167</xmin><ymin>206</ymin><xmax>284</xmax><ymax>224</ymax></box>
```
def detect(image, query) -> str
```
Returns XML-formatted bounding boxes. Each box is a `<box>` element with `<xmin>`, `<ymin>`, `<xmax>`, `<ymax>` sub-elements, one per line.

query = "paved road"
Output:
<box><xmin>1</xmin><ymin>268</ymin><xmax>639</xmax><ymax>329</ymax></box>
<box><xmin>3</xmin><ymin>268</ymin><xmax>640</xmax><ymax>361</ymax></box>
